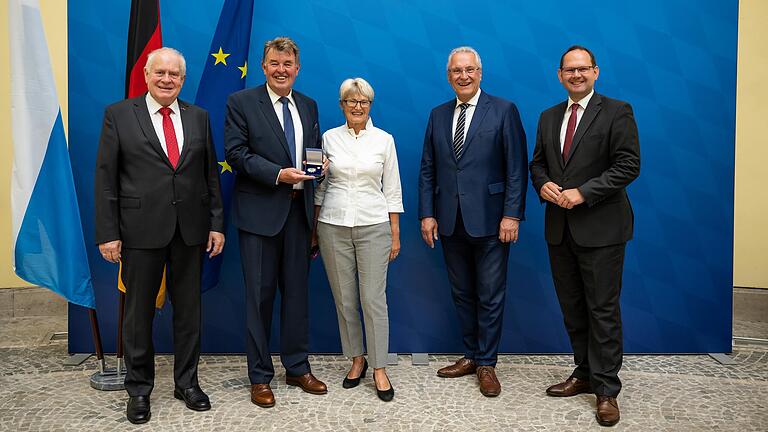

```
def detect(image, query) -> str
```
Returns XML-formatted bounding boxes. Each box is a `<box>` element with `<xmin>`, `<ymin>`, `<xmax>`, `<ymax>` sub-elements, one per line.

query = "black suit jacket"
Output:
<box><xmin>224</xmin><ymin>84</ymin><xmax>321</xmax><ymax>236</ymax></box>
<box><xmin>530</xmin><ymin>93</ymin><xmax>640</xmax><ymax>247</ymax></box>
<box><xmin>94</xmin><ymin>95</ymin><xmax>224</xmax><ymax>248</ymax></box>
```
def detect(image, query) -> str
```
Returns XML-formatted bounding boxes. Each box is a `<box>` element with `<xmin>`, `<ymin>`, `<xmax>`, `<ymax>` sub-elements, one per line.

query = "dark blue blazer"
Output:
<box><xmin>224</xmin><ymin>84</ymin><xmax>321</xmax><ymax>236</ymax></box>
<box><xmin>419</xmin><ymin>90</ymin><xmax>528</xmax><ymax>237</ymax></box>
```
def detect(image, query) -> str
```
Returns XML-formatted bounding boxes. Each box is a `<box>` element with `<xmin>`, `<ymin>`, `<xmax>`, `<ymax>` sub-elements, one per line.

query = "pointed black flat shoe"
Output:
<box><xmin>342</xmin><ymin>359</ymin><xmax>368</xmax><ymax>389</ymax></box>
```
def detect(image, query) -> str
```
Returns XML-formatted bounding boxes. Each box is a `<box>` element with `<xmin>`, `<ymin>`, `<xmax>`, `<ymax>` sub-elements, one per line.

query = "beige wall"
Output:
<box><xmin>734</xmin><ymin>0</ymin><xmax>768</xmax><ymax>288</ymax></box>
<box><xmin>0</xmin><ymin>1</ymin><xmax>766</xmax><ymax>288</ymax></box>
<box><xmin>1</xmin><ymin>0</ymin><xmax>68</xmax><ymax>288</ymax></box>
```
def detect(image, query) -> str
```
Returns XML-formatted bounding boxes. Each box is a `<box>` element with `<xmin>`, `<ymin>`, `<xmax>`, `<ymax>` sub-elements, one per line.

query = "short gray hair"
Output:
<box><xmin>339</xmin><ymin>77</ymin><xmax>375</xmax><ymax>102</ymax></box>
<box><xmin>145</xmin><ymin>47</ymin><xmax>187</xmax><ymax>77</ymax></box>
<box><xmin>446</xmin><ymin>46</ymin><xmax>482</xmax><ymax>71</ymax></box>
<box><xmin>262</xmin><ymin>36</ymin><xmax>300</xmax><ymax>65</ymax></box>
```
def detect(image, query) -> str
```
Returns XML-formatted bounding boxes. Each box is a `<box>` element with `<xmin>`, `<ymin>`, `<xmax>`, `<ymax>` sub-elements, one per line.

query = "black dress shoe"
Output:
<box><xmin>174</xmin><ymin>385</ymin><xmax>211</xmax><ymax>411</ymax></box>
<box><xmin>374</xmin><ymin>374</ymin><xmax>394</xmax><ymax>402</ymax></box>
<box><xmin>126</xmin><ymin>395</ymin><xmax>151</xmax><ymax>424</ymax></box>
<box><xmin>342</xmin><ymin>359</ymin><xmax>368</xmax><ymax>389</ymax></box>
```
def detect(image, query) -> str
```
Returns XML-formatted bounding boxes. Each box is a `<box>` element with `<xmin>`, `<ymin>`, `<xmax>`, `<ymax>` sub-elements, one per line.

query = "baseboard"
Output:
<box><xmin>0</xmin><ymin>286</ymin><xmax>67</xmax><ymax>318</ymax></box>
<box><xmin>734</xmin><ymin>287</ymin><xmax>768</xmax><ymax>323</ymax></box>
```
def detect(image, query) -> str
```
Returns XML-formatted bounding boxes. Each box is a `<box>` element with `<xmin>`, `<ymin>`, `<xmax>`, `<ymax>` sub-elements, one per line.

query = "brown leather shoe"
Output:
<box><xmin>546</xmin><ymin>376</ymin><xmax>591</xmax><ymax>397</ymax></box>
<box><xmin>436</xmin><ymin>358</ymin><xmax>477</xmax><ymax>378</ymax></box>
<box><xmin>286</xmin><ymin>373</ymin><xmax>327</xmax><ymax>395</ymax></box>
<box><xmin>596</xmin><ymin>395</ymin><xmax>620</xmax><ymax>426</ymax></box>
<box><xmin>250</xmin><ymin>384</ymin><xmax>275</xmax><ymax>408</ymax></box>
<box><xmin>476</xmin><ymin>366</ymin><xmax>501</xmax><ymax>397</ymax></box>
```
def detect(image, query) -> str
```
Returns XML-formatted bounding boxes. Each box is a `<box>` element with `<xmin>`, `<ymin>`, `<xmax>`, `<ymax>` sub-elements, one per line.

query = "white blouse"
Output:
<box><xmin>315</xmin><ymin>119</ymin><xmax>404</xmax><ymax>227</ymax></box>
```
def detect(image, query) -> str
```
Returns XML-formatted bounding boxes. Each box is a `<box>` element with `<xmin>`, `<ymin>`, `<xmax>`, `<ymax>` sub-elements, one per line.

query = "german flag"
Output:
<box><xmin>125</xmin><ymin>0</ymin><xmax>162</xmax><ymax>98</ymax></box>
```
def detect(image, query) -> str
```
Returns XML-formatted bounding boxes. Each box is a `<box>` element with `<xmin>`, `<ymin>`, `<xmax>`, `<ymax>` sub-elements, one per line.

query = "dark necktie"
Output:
<box><xmin>279</xmin><ymin>96</ymin><xmax>296</xmax><ymax>166</ymax></box>
<box><xmin>453</xmin><ymin>102</ymin><xmax>470</xmax><ymax>159</ymax></box>
<box><xmin>562</xmin><ymin>103</ymin><xmax>579</xmax><ymax>162</ymax></box>
<box><xmin>159</xmin><ymin>106</ymin><xmax>179</xmax><ymax>168</ymax></box>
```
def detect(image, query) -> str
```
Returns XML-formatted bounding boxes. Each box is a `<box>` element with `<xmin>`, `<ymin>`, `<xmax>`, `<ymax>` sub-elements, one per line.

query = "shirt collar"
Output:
<box><xmin>346</xmin><ymin>118</ymin><xmax>374</xmax><ymax>138</ymax></box>
<box><xmin>567</xmin><ymin>89</ymin><xmax>594</xmax><ymax>111</ymax></box>
<box><xmin>146</xmin><ymin>93</ymin><xmax>180</xmax><ymax>115</ymax></box>
<box><xmin>455</xmin><ymin>88</ymin><xmax>482</xmax><ymax>109</ymax></box>
<box><xmin>266</xmin><ymin>83</ymin><xmax>294</xmax><ymax>106</ymax></box>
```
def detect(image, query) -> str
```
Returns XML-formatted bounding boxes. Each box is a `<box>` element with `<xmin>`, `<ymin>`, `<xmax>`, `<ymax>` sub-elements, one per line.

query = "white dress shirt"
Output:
<box><xmin>559</xmin><ymin>89</ymin><xmax>594</xmax><ymax>151</ymax></box>
<box><xmin>451</xmin><ymin>89</ymin><xmax>482</xmax><ymax>144</ymax></box>
<box><xmin>146</xmin><ymin>94</ymin><xmax>184</xmax><ymax>156</ymax></box>
<box><xmin>266</xmin><ymin>84</ymin><xmax>304</xmax><ymax>190</ymax></box>
<box><xmin>315</xmin><ymin>119</ymin><xmax>404</xmax><ymax>227</ymax></box>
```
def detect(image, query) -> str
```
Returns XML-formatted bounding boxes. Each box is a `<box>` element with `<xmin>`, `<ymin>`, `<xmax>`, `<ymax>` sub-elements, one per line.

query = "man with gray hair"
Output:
<box><xmin>95</xmin><ymin>47</ymin><xmax>225</xmax><ymax>424</ymax></box>
<box><xmin>418</xmin><ymin>46</ymin><xmax>528</xmax><ymax>397</ymax></box>
<box><xmin>225</xmin><ymin>36</ymin><xmax>327</xmax><ymax>408</ymax></box>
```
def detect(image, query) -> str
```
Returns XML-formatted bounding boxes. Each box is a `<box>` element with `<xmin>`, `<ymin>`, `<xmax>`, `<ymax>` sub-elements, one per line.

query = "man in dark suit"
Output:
<box><xmin>95</xmin><ymin>47</ymin><xmax>225</xmax><ymax>424</ymax></box>
<box><xmin>224</xmin><ymin>36</ymin><xmax>327</xmax><ymax>408</ymax></box>
<box><xmin>529</xmin><ymin>45</ymin><xmax>640</xmax><ymax>427</ymax></box>
<box><xmin>418</xmin><ymin>46</ymin><xmax>528</xmax><ymax>397</ymax></box>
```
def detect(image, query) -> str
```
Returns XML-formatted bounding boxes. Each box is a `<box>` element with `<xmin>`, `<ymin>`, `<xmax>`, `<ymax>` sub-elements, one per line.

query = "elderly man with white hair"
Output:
<box><xmin>95</xmin><ymin>47</ymin><xmax>224</xmax><ymax>424</ymax></box>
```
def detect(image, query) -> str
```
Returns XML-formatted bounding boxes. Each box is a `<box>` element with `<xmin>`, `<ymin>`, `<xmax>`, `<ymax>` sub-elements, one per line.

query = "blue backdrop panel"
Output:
<box><xmin>68</xmin><ymin>0</ymin><xmax>736</xmax><ymax>354</ymax></box>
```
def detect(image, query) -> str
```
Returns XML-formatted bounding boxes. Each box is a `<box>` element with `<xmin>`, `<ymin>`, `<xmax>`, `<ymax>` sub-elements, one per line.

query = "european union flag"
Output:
<box><xmin>195</xmin><ymin>0</ymin><xmax>254</xmax><ymax>291</ymax></box>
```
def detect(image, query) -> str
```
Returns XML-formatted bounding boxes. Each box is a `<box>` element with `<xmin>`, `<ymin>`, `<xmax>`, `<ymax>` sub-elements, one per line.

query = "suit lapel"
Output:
<box><xmin>132</xmin><ymin>97</ymin><xmax>174</xmax><ymax>170</ymax></box>
<box><xmin>565</xmin><ymin>93</ymin><xmax>602</xmax><ymax>165</ymax></box>
<box><xmin>176</xmin><ymin>100</ymin><xmax>191</xmax><ymax>168</ymax></box>
<box><xmin>461</xmin><ymin>92</ymin><xmax>490</xmax><ymax>158</ymax></box>
<box><xmin>550</xmin><ymin>102</ymin><xmax>567</xmax><ymax>170</ymax></box>
<box><xmin>441</xmin><ymin>102</ymin><xmax>457</xmax><ymax>163</ymax></box>
<box><xmin>294</xmin><ymin>92</ymin><xmax>312</xmax><ymax>160</ymax></box>
<box><xmin>257</xmin><ymin>86</ymin><xmax>292</xmax><ymax>162</ymax></box>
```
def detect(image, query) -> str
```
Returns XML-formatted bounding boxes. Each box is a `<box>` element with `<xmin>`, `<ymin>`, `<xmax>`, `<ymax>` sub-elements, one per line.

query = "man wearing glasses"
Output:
<box><xmin>529</xmin><ymin>45</ymin><xmax>640</xmax><ymax>426</ymax></box>
<box><xmin>418</xmin><ymin>46</ymin><xmax>528</xmax><ymax>397</ymax></box>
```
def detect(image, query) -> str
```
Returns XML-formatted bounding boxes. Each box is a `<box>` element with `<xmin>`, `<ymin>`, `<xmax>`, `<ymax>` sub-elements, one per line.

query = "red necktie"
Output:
<box><xmin>562</xmin><ymin>103</ymin><xmax>579</xmax><ymax>162</ymax></box>
<box><xmin>159</xmin><ymin>106</ymin><xmax>180</xmax><ymax>168</ymax></box>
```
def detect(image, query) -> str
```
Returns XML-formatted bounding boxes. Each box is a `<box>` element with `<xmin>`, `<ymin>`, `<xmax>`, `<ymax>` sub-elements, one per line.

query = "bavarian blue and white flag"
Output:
<box><xmin>9</xmin><ymin>0</ymin><xmax>95</xmax><ymax>309</ymax></box>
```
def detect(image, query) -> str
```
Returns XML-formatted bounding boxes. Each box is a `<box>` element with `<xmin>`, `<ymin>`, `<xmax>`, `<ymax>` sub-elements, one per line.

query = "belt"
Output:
<box><xmin>290</xmin><ymin>190</ymin><xmax>303</xmax><ymax>199</ymax></box>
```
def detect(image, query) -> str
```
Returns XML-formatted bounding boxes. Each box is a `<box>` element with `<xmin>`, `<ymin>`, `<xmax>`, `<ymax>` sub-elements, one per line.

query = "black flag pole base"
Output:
<box><xmin>90</xmin><ymin>357</ymin><xmax>127</xmax><ymax>391</ymax></box>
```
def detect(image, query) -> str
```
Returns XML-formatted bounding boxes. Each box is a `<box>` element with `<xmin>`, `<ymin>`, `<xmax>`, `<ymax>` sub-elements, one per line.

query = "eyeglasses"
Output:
<box><xmin>560</xmin><ymin>66</ymin><xmax>595</xmax><ymax>76</ymax></box>
<box><xmin>448</xmin><ymin>67</ymin><xmax>480</xmax><ymax>76</ymax></box>
<box><xmin>152</xmin><ymin>70</ymin><xmax>182</xmax><ymax>80</ymax></box>
<box><xmin>342</xmin><ymin>99</ymin><xmax>371</xmax><ymax>108</ymax></box>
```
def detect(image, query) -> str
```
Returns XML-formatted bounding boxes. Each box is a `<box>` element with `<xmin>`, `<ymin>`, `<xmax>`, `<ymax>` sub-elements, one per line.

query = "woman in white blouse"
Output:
<box><xmin>314</xmin><ymin>78</ymin><xmax>403</xmax><ymax>402</ymax></box>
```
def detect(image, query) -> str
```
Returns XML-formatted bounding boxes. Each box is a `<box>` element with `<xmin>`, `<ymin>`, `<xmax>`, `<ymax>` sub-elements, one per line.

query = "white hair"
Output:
<box><xmin>446</xmin><ymin>46</ymin><xmax>482</xmax><ymax>70</ymax></box>
<box><xmin>339</xmin><ymin>77</ymin><xmax>375</xmax><ymax>102</ymax></box>
<box><xmin>145</xmin><ymin>47</ymin><xmax>187</xmax><ymax>77</ymax></box>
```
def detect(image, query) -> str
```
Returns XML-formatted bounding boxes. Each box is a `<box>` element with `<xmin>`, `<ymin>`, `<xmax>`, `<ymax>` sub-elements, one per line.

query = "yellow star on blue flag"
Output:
<box><xmin>211</xmin><ymin>47</ymin><xmax>230</xmax><ymax>65</ymax></box>
<box><xmin>218</xmin><ymin>160</ymin><xmax>232</xmax><ymax>173</ymax></box>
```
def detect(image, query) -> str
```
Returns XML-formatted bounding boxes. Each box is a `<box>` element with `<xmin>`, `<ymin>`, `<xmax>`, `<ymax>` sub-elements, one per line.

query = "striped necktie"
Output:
<box><xmin>453</xmin><ymin>102</ymin><xmax>470</xmax><ymax>159</ymax></box>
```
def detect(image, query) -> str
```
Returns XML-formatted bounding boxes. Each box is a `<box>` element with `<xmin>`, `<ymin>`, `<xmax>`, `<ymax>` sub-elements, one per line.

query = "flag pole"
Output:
<box><xmin>87</xmin><ymin>308</ymin><xmax>105</xmax><ymax>373</ymax></box>
<box><xmin>116</xmin><ymin>292</ymin><xmax>126</xmax><ymax>377</ymax></box>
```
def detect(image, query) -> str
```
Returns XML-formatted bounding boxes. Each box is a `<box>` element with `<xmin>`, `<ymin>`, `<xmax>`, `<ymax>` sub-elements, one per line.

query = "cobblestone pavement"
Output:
<box><xmin>0</xmin><ymin>316</ymin><xmax>766</xmax><ymax>431</ymax></box>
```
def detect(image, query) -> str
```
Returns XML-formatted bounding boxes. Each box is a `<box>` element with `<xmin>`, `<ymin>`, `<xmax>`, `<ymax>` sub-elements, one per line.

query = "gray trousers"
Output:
<box><xmin>317</xmin><ymin>221</ymin><xmax>391</xmax><ymax>368</ymax></box>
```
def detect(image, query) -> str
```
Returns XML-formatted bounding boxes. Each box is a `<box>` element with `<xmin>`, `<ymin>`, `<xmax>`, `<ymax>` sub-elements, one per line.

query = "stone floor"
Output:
<box><xmin>1</xmin><ymin>317</ymin><xmax>767</xmax><ymax>431</ymax></box>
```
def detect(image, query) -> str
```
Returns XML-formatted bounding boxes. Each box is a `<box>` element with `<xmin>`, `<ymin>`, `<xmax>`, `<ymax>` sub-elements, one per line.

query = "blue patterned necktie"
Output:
<box><xmin>279</xmin><ymin>96</ymin><xmax>296</xmax><ymax>166</ymax></box>
<box><xmin>453</xmin><ymin>103</ymin><xmax>470</xmax><ymax>159</ymax></box>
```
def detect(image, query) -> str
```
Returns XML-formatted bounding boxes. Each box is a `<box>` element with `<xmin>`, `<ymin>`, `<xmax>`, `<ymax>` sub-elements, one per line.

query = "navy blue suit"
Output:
<box><xmin>419</xmin><ymin>90</ymin><xmax>527</xmax><ymax>365</ymax></box>
<box><xmin>224</xmin><ymin>84</ymin><xmax>320</xmax><ymax>384</ymax></box>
